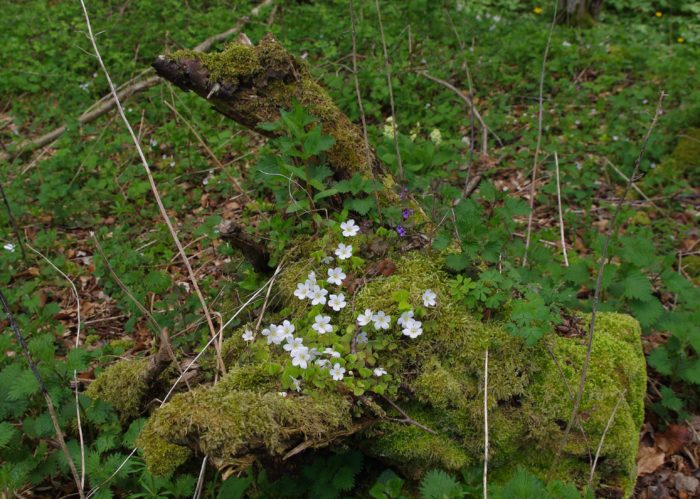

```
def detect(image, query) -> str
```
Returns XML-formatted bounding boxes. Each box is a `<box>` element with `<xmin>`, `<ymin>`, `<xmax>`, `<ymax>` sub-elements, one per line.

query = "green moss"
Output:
<box><xmin>657</xmin><ymin>128</ymin><xmax>700</xmax><ymax>180</ymax></box>
<box><xmin>86</xmin><ymin>357</ymin><xmax>151</xmax><ymax>419</ymax></box>
<box><xmin>139</xmin><ymin>368</ymin><xmax>353</xmax><ymax>473</ymax></box>
<box><xmin>364</xmin><ymin>405</ymin><xmax>471</xmax><ymax>477</ymax></box>
<box><xmin>139</xmin><ymin>238</ymin><xmax>645</xmax><ymax>492</ymax></box>
<box><xmin>684</xmin><ymin>255</ymin><xmax>700</xmax><ymax>284</ymax></box>
<box><xmin>136</xmin><ymin>423</ymin><xmax>191</xmax><ymax>476</ymax></box>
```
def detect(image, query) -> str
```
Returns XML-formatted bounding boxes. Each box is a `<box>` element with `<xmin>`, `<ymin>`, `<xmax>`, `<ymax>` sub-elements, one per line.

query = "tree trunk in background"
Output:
<box><xmin>557</xmin><ymin>0</ymin><xmax>603</xmax><ymax>26</ymax></box>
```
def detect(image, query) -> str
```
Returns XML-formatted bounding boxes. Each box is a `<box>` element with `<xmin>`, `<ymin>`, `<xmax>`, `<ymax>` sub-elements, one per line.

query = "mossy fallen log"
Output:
<box><xmin>87</xmin><ymin>34</ymin><xmax>646</xmax><ymax>496</ymax></box>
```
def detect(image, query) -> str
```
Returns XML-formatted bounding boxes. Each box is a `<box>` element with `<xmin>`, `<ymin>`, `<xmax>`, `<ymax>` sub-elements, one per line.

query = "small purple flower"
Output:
<box><xmin>396</xmin><ymin>225</ymin><xmax>407</xmax><ymax>237</ymax></box>
<box><xmin>400</xmin><ymin>187</ymin><xmax>409</xmax><ymax>200</ymax></box>
<box><xmin>402</xmin><ymin>208</ymin><xmax>414</xmax><ymax>220</ymax></box>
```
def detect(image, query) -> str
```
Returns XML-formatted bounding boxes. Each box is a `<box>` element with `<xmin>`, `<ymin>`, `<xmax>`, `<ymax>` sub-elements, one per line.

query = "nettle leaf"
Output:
<box><xmin>344</xmin><ymin>196</ymin><xmax>375</xmax><ymax>215</ymax></box>
<box><xmin>622</xmin><ymin>270</ymin><xmax>652</xmax><ymax>301</ymax></box>
<box><xmin>445</xmin><ymin>253</ymin><xmax>469</xmax><ymax>272</ymax></box>
<box><xmin>647</xmin><ymin>346</ymin><xmax>673</xmax><ymax>376</ymax></box>
<box><xmin>8</xmin><ymin>368</ymin><xmax>39</xmax><ymax>401</ymax></box>
<box><xmin>679</xmin><ymin>360</ymin><xmax>700</xmax><ymax>386</ymax></box>
<box><xmin>628</xmin><ymin>297</ymin><xmax>664</xmax><ymax>328</ymax></box>
<box><xmin>0</xmin><ymin>421</ymin><xmax>17</xmax><ymax>448</ymax></box>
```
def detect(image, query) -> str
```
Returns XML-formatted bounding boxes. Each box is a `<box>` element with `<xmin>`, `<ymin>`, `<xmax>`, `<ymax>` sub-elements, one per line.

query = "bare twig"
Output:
<box><xmin>349</xmin><ymin>0</ymin><xmax>372</xmax><ymax>169</ymax></box>
<box><xmin>0</xmin><ymin>182</ymin><xmax>27</xmax><ymax>263</ymax></box>
<box><xmin>419</xmin><ymin>71</ymin><xmax>503</xmax><ymax>154</ymax></box>
<box><xmin>483</xmin><ymin>348</ymin><xmax>489</xmax><ymax>499</ymax></box>
<box><xmin>554</xmin><ymin>152</ymin><xmax>569</xmax><ymax>266</ymax></box>
<box><xmin>552</xmin><ymin>92</ymin><xmax>666</xmax><ymax>476</ymax></box>
<box><xmin>0</xmin><ymin>0</ymin><xmax>273</xmax><ymax>161</ymax></box>
<box><xmin>193</xmin><ymin>456</ymin><xmax>208</xmax><ymax>499</ymax></box>
<box><xmin>0</xmin><ymin>289</ymin><xmax>85</xmax><ymax>499</ymax></box>
<box><xmin>603</xmin><ymin>157</ymin><xmax>664</xmax><ymax>214</ymax></box>
<box><xmin>523</xmin><ymin>0</ymin><xmax>559</xmax><ymax>267</ymax></box>
<box><xmin>589</xmin><ymin>389</ymin><xmax>626</xmax><ymax>485</ymax></box>
<box><xmin>380</xmin><ymin>394</ymin><xmax>437</xmax><ymax>434</ymax></box>
<box><xmin>79</xmin><ymin>0</ymin><xmax>225</xmax><ymax>374</ymax></box>
<box><xmin>374</xmin><ymin>0</ymin><xmax>403</xmax><ymax>180</ymax></box>
<box><xmin>162</xmin><ymin>100</ymin><xmax>248</xmax><ymax>201</ymax></box>
<box><xmin>25</xmin><ymin>243</ymin><xmax>87</xmax><ymax>491</ymax></box>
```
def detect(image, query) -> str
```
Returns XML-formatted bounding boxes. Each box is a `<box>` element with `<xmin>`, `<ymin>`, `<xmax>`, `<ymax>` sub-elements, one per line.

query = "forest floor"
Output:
<box><xmin>1</xmin><ymin>0</ymin><xmax>699</xmax><ymax>497</ymax></box>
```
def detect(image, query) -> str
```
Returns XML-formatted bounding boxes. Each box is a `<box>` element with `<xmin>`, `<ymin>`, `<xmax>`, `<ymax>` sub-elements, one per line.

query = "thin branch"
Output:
<box><xmin>552</xmin><ymin>91</ymin><xmax>666</xmax><ymax>475</ymax></box>
<box><xmin>0</xmin><ymin>289</ymin><xmax>85</xmax><ymax>499</ymax></box>
<box><xmin>603</xmin><ymin>157</ymin><xmax>664</xmax><ymax>214</ymax></box>
<box><xmin>554</xmin><ymin>152</ymin><xmax>569</xmax><ymax>266</ymax></box>
<box><xmin>589</xmin><ymin>389</ymin><xmax>626</xmax><ymax>485</ymax></box>
<box><xmin>374</xmin><ymin>0</ymin><xmax>403</xmax><ymax>180</ymax></box>
<box><xmin>91</xmin><ymin>232</ymin><xmax>186</xmax><ymax>387</ymax></box>
<box><xmin>193</xmin><ymin>456</ymin><xmax>208</xmax><ymax>499</ymax></box>
<box><xmin>523</xmin><ymin>0</ymin><xmax>559</xmax><ymax>267</ymax></box>
<box><xmin>79</xmin><ymin>0</ymin><xmax>225</xmax><ymax>374</ymax></box>
<box><xmin>162</xmin><ymin>100</ymin><xmax>248</xmax><ymax>201</ymax></box>
<box><xmin>0</xmin><ymin>182</ymin><xmax>27</xmax><ymax>263</ymax></box>
<box><xmin>349</xmin><ymin>0</ymin><xmax>372</xmax><ymax>169</ymax></box>
<box><xmin>380</xmin><ymin>394</ymin><xmax>437</xmax><ymax>435</ymax></box>
<box><xmin>25</xmin><ymin>243</ymin><xmax>87</xmax><ymax>490</ymax></box>
<box><xmin>419</xmin><ymin>71</ymin><xmax>502</xmax><ymax>152</ymax></box>
<box><xmin>483</xmin><ymin>348</ymin><xmax>489</xmax><ymax>499</ymax></box>
<box><xmin>0</xmin><ymin>0</ymin><xmax>273</xmax><ymax>161</ymax></box>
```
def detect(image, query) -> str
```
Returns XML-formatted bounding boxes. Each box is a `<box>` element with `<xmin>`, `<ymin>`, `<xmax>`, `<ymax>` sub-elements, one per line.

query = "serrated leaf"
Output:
<box><xmin>445</xmin><ymin>253</ymin><xmax>469</xmax><ymax>271</ymax></box>
<box><xmin>622</xmin><ymin>270</ymin><xmax>652</xmax><ymax>301</ymax></box>
<box><xmin>419</xmin><ymin>469</ymin><xmax>462</xmax><ymax>499</ymax></box>
<box><xmin>8</xmin><ymin>369</ymin><xmax>39</xmax><ymax>401</ymax></box>
<box><xmin>0</xmin><ymin>421</ymin><xmax>17</xmax><ymax>448</ymax></box>
<box><xmin>647</xmin><ymin>346</ymin><xmax>673</xmax><ymax>376</ymax></box>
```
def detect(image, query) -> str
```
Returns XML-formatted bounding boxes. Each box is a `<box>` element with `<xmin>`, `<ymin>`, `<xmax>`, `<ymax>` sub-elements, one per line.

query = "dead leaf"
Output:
<box><xmin>655</xmin><ymin>424</ymin><xmax>691</xmax><ymax>456</ymax></box>
<box><xmin>637</xmin><ymin>445</ymin><xmax>665</xmax><ymax>476</ymax></box>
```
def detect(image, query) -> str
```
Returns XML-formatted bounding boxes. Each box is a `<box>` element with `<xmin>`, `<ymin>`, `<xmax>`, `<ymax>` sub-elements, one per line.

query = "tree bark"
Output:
<box><xmin>557</xmin><ymin>0</ymin><xmax>603</xmax><ymax>26</ymax></box>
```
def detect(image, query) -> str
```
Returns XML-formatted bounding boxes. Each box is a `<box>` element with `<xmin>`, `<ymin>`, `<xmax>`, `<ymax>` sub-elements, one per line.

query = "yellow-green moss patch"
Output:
<box><xmin>86</xmin><ymin>357</ymin><xmax>151</xmax><ymax>419</ymax></box>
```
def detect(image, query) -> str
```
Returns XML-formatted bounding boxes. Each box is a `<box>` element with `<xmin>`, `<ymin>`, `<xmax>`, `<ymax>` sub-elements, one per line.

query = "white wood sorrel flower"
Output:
<box><xmin>242</xmin><ymin>329</ymin><xmax>254</xmax><ymax>342</ymax></box>
<box><xmin>372</xmin><ymin>311</ymin><xmax>391</xmax><ymax>330</ymax></box>
<box><xmin>397</xmin><ymin>310</ymin><xmax>414</xmax><ymax>326</ymax></box>
<box><xmin>309</xmin><ymin>285</ymin><xmax>328</xmax><ymax>305</ymax></box>
<box><xmin>327</xmin><ymin>267</ymin><xmax>346</xmax><ymax>285</ymax></box>
<box><xmin>335</xmin><ymin>243</ymin><xmax>352</xmax><ymax>260</ymax></box>
<box><xmin>328</xmin><ymin>293</ymin><xmax>347</xmax><ymax>312</ymax></box>
<box><xmin>357</xmin><ymin>309</ymin><xmax>373</xmax><ymax>327</ymax></box>
<box><xmin>340</xmin><ymin>219</ymin><xmax>360</xmax><ymax>237</ymax></box>
<box><xmin>312</xmin><ymin>314</ymin><xmax>332</xmax><ymax>334</ymax></box>
<box><xmin>329</xmin><ymin>363</ymin><xmax>346</xmax><ymax>381</ymax></box>
<box><xmin>402</xmin><ymin>318</ymin><xmax>423</xmax><ymax>339</ymax></box>
<box><xmin>422</xmin><ymin>289</ymin><xmax>437</xmax><ymax>307</ymax></box>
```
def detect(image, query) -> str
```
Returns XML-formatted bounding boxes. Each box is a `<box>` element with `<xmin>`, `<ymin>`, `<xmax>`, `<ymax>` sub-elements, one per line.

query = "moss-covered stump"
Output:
<box><xmin>657</xmin><ymin>127</ymin><xmax>700</xmax><ymax>181</ymax></box>
<box><xmin>120</xmin><ymin>226</ymin><xmax>646</xmax><ymax>496</ymax></box>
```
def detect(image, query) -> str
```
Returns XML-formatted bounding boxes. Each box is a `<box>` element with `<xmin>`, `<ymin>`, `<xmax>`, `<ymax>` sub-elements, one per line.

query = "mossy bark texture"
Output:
<box><xmin>81</xmin><ymin>34</ymin><xmax>650</xmax><ymax>496</ymax></box>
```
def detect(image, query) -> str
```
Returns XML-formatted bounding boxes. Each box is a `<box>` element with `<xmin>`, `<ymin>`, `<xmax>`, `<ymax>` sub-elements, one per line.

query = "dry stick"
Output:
<box><xmin>349</xmin><ymin>0</ymin><xmax>372</xmax><ymax>168</ymax></box>
<box><xmin>380</xmin><ymin>395</ymin><xmax>437</xmax><ymax>435</ymax></box>
<box><xmin>545</xmin><ymin>344</ymin><xmax>593</xmax><ymax>465</ymax></box>
<box><xmin>193</xmin><ymin>455</ymin><xmax>208</xmax><ymax>499</ymax></box>
<box><xmin>0</xmin><ymin>182</ymin><xmax>27</xmax><ymax>263</ymax></box>
<box><xmin>444</xmin><ymin>8</ymin><xmax>478</xmax><ymax>186</ymax></box>
<box><xmin>348</xmin><ymin>0</ymin><xmax>383</xmax><ymax>220</ymax></box>
<box><xmin>91</xmin><ymin>232</ymin><xmax>187</xmax><ymax>387</ymax></box>
<box><xmin>0</xmin><ymin>289</ymin><xmax>85</xmax><ymax>499</ymax></box>
<box><xmin>0</xmin><ymin>0</ymin><xmax>274</xmax><ymax>162</ymax></box>
<box><xmin>603</xmin><ymin>157</ymin><xmax>664</xmax><ymax>214</ymax></box>
<box><xmin>419</xmin><ymin>72</ymin><xmax>502</xmax><ymax>152</ymax></box>
<box><xmin>589</xmin><ymin>389</ymin><xmax>626</xmax><ymax>485</ymax></box>
<box><xmin>551</xmin><ymin>92</ymin><xmax>666</xmax><ymax>477</ymax></box>
<box><xmin>374</xmin><ymin>0</ymin><xmax>403</xmax><ymax>180</ymax></box>
<box><xmin>554</xmin><ymin>152</ymin><xmax>569</xmax><ymax>267</ymax></box>
<box><xmin>87</xmin><ymin>267</ymin><xmax>281</xmax><ymax>498</ymax></box>
<box><xmin>162</xmin><ymin>100</ymin><xmax>248</xmax><ymax>201</ymax></box>
<box><xmin>483</xmin><ymin>349</ymin><xmax>489</xmax><ymax>499</ymax></box>
<box><xmin>79</xmin><ymin>0</ymin><xmax>225</xmax><ymax>375</ymax></box>
<box><xmin>523</xmin><ymin>0</ymin><xmax>559</xmax><ymax>268</ymax></box>
<box><xmin>25</xmin><ymin>243</ymin><xmax>87</xmax><ymax>491</ymax></box>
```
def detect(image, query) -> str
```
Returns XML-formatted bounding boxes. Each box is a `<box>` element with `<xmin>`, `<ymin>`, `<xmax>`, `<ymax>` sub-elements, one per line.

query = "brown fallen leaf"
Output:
<box><xmin>637</xmin><ymin>445</ymin><xmax>665</xmax><ymax>476</ymax></box>
<box><xmin>655</xmin><ymin>424</ymin><xmax>691</xmax><ymax>456</ymax></box>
